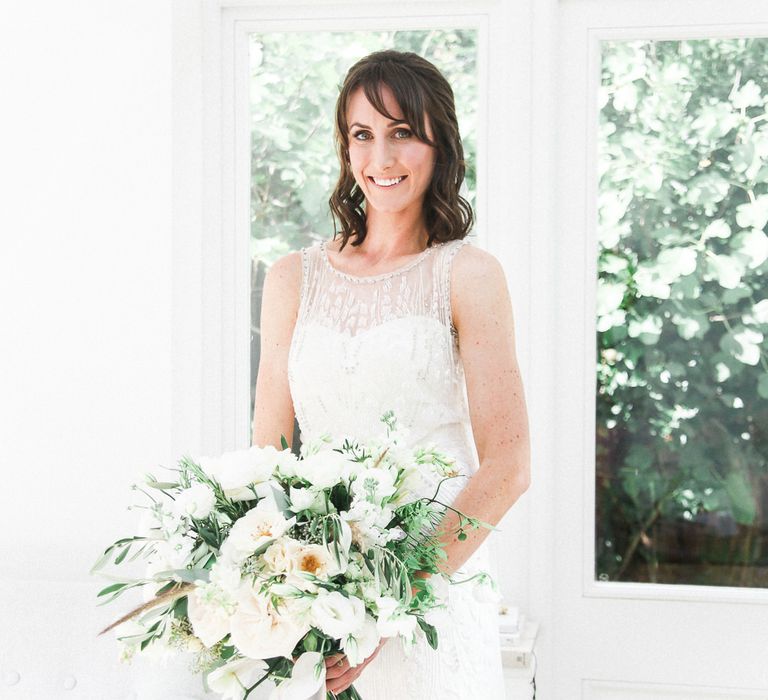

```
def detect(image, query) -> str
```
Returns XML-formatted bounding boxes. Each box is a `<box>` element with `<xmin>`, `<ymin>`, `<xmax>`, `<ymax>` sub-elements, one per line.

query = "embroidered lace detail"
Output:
<box><xmin>320</xmin><ymin>238</ymin><xmax>437</xmax><ymax>283</ymax></box>
<box><xmin>286</xmin><ymin>235</ymin><xmax>505</xmax><ymax>699</ymax></box>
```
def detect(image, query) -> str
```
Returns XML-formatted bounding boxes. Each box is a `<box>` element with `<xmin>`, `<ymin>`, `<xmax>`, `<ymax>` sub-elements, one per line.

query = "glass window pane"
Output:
<box><xmin>248</xmin><ymin>30</ymin><xmax>479</xmax><ymax>451</ymax></box>
<box><xmin>595</xmin><ymin>38</ymin><xmax>768</xmax><ymax>588</ymax></box>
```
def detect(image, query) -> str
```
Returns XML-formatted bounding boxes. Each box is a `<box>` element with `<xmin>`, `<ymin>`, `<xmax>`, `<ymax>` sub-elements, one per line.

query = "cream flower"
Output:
<box><xmin>208</xmin><ymin>656</ymin><xmax>268</xmax><ymax>700</ymax></box>
<box><xmin>285</xmin><ymin>543</ymin><xmax>343</xmax><ymax>592</ymax></box>
<box><xmin>202</xmin><ymin>445</ymin><xmax>286</xmax><ymax>501</ymax></box>
<box><xmin>262</xmin><ymin>537</ymin><xmax>303</xmax><ymax>575</ymax></box>
<box><xmin>229</xmin><ymin>583</ymin><xmax>310</xmax><ymax>660</ymax></box>
<box><xmin>340</xmin><ymin>614</ymin><xmax>380</xmax><ymax>667</ymax></box>
<box><xmin>340</xmin><ymin>498</ymin><xmax>393</xmax><ymax>549</ymax></box>
<box><xmin>374</xmin><ymin>596</ymin><xmax>418</xmax><ymax>640</ymax></box>
<box><xmin>293</xmin><ymin>449</ymin><xmax>349</xmax><ymax>489</ymax></box>
<box><xmin>310</xmin><ymin>590</ymin><xmax>366</xmax><ymax>640</ymax></box>
<box><xmin>287</xmin><ymin>485</ymin><xmax>319</xmax><ymax>512</ymax></box>
<box><xmin>187</xmin><ymin>579</ymin><xmax>236</xmax><ymax>648</ymax></box>
<box><xmin>269</xmin><ymin>651</ymin><xmax>325</xmax><ymax>700</ymax></box>
<box><xmin>220</xmin><ymin>502</ymin><xmax>296</xmax><ymax>564</ymax></box>
<box><xmin>173</xmin><ymin>482</ymin><xmax>215</xmax><ymax>520</ymax></box>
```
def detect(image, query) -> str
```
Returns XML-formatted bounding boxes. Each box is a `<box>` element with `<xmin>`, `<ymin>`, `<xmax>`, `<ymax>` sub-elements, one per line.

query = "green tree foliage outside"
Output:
<box><xmin>597</xmin><ymin>39</ymin><xmax>768</xmax><ymax>587</ymax></box>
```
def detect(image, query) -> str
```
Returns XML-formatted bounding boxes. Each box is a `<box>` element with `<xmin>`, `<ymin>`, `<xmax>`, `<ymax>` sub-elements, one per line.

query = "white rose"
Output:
<box><xmin>263</xmin><ymin>537</ymin><xmax>302</xmax><ymax>575</ymax></box>
<box><xmin>374</xmin><ymin>596</ymin><xmax>418</xmax><ymax>639</ymax></box>
<box><xmin>229</xmin><ymin>583</ymin><xmax>310</xmax><ymax>660</ymax></box>
<box><xmin>203</xmin><ymin>445</ymin><xmax>284</xmax><ymax>501</ymax></box>
<box><xmin>340</xmin><ymin>614</ymin><xmax>380</xmax><ymax>667</ymax></box>
<box><xmin>187</xmin><ymin>582</ymin><xmax>234</xmax><ymax>648</ymax></box>
<box><xmin>285</xmin><ymin>543</ymin><xmax>343</xmax><ymax>593</ymax></box>
<box><xmin>294</xmin><ymin>450</ymin><xmax>348</xmax><ymax>489</ymax></box>
<box><xmin>220</xmin><ymin>501</ymin><xmax>296</xmax><ymax>564</ymax></box>
<box><xmin>173</xmin><ymin>483</ymin><xmax>215</xmax><ymax>520</ymax></box>
<box><xmin>208</xmin><ymin>656</ymin><xmax>268</xmax><ymax>700</ymax></box>
<box><xmin>310</xmin><ymin>590</ymin><xmax>365</xmax><ymax>640</ymax></box>
<box><xmin>352</xmin><ymin>466</ymin><xmax>397</xmax><ymax>504</ymax></box>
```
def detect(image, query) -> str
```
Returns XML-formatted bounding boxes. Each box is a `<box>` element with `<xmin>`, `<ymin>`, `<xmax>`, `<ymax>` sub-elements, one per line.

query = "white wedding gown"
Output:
<box><xmin>287</xmin><ymin>237</ymin><xmax>506</xmax><ymax>700</ymax></box>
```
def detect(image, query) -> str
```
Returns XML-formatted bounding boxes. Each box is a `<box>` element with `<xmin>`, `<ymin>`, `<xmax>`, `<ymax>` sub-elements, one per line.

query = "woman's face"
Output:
<box><xmin>346</xmin><ymin>84</ymin><xmax>436</xmax><ymax>215</ymax></box>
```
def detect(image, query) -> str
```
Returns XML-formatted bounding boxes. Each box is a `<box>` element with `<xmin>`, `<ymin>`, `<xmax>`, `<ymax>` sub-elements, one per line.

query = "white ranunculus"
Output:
<box><xmin>340</xmin><ymin>614</ymin><xmax>380</xmax><ymax>667</ymax></box>
<box><xmin>173</xmin><ymin>483</ymin><xmax>216</xmax><ymax>520</ymax></box>
<box><xmin>352</xmin><ymin>465</ymin><xmax>397</xmax><ymax>504</ymax></box>
<box><xmin>220</xmin><ymin>502</ymin><xmax>296</xmax><ymax>564</ymax></box>
<box><xmin>187</xmin><ymin>581</ymin><xmax>234</xmax><ymax>648</ymax></box>
<box><xmin>275</xmin><ymin>450</ymin><xmax>299</xmax><ymax>478</ymax></box>
<box><xmin>229</xmin><ymin>583</ymin><xmax>310</xmax><ymax>660</ymax></box>
<box><xmin>294</xmin><ymin>449</ymin><xmax>349</xmax><ymax>489</ymax></box>
<box><xmin>269</xmin><ymin>651</ymin><xmax>325</xmax><ymax>700</ymax></box>
<box><xmin>288</xmin><ymin>485</ymin><xmax>317</xmax><ymax>512</ymax></box>
<box><xmin>374</xmin><ymin>596</ymin><xmax>418</xmax><ymax>640</ymax></box>
<box><xmin>310</xmin><ymin>590</ymin><xmax>366</xmax><ymax>640</ymax></box>
<box><xmin>208</xmin><ymin>656</ymin><xmax>268</xmax><ymax>700</ymax></box>
<box><xmin>202</xmin><ymin>445</ymin><xmax>286</xmax><ymax>501</ymax></box>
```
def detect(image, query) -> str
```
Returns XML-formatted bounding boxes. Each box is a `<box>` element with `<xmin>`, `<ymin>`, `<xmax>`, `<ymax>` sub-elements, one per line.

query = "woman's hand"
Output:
<box><xmin>324</xmin><ymin>637</ymin><xmax>388</xmax><ymax>695</ymax></box>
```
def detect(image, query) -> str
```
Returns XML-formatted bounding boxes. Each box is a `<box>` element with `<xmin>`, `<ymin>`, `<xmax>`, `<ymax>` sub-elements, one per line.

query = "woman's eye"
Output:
<box><xmin>351</xmin><ymin>129</ymin><xmax>412</xmax><ymax>141</ymax></box>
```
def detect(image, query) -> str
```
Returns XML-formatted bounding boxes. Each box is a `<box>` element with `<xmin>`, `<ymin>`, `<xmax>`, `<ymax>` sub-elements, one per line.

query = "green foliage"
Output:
<box><xmin>596</xmin><ymin>38</ymin><xmax>768</xmax><ymax>586</ymax></box>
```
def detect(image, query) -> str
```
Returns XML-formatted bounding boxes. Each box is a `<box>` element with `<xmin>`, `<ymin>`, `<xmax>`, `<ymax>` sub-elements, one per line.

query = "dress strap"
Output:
<box><xmin>435</xmin><ymin>238</ymin><xmax>470</xmax><ymax>340</ymax></box>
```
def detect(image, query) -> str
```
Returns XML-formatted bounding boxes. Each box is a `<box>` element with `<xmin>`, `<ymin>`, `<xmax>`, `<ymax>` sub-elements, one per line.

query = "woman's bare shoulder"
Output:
<box><xmin>450</xmin><ymin>240</ymin><xmax>511</xmax><ymax>331</ymax></box>
<box><xmin>452</xmin><ymin>240</ymin><xmax>506</xmax><ymax>285</ymax></box>
<box><xmin>263</xmin><ymin>249</ymin><xmax>303</xmax><ymax>317</ymax></box>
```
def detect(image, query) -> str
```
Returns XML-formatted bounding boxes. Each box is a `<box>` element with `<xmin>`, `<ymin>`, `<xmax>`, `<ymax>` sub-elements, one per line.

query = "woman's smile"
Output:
<box><xmin>368</xmin><ymin>175</ymin><xmax>408</xmax><ymax>188</ymax></box>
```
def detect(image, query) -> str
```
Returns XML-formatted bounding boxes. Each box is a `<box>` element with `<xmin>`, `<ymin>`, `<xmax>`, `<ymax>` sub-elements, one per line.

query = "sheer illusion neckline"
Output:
<box><xmin>320</xmin><ymin>238</ymin><xmax>444</xmax><ymax>283</ymax></box>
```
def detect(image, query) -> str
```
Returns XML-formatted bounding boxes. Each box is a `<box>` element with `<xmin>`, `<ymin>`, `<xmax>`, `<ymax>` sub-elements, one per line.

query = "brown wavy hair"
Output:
<box><xmin>328</xmin><ymin>49</ymin><xmax>473</xmax><ymax>251</ymax></box>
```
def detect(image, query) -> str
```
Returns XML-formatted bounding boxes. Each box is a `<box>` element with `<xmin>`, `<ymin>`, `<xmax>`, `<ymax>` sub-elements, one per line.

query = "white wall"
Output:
<box><xmin>0</xmin><ymin>1</ymin><xmax>204</xmax><ymax>697</ymax></box>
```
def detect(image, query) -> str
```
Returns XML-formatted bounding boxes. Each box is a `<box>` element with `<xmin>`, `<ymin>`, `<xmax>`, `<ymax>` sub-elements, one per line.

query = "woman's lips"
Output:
<box><xmin>367</xmin><ymin>175</ymin><xmax>408</xmax><ymax>188</ymax></box>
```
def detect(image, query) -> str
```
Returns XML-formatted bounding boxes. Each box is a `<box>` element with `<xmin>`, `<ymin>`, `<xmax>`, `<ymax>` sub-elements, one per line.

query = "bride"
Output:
<box><xmin>252</xmin><ymin>49</ymin><xmax>530</xmax><ymax>699</ymax></box>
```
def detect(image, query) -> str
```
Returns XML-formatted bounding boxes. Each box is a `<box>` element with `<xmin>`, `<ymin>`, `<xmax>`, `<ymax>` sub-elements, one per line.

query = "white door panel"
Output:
<box><xmin>554</xmin><ymin>1</ymin><xmax>768</xmax><ymax>697</ymax></box>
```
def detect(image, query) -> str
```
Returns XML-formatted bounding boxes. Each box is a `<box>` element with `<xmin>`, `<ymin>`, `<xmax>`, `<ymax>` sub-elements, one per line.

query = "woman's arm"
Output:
<box><xmin>251</xmin><ymin>251</ymin><xmax>303</xmax><ymax>449</ymax></box>
<box><xmin>430</xmin><ymin>243</ymin><xmax>531</xmax><ymax>576</ymax></box>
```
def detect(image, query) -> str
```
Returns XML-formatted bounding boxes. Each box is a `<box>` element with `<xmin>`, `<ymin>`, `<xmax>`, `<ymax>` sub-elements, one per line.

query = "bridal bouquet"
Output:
<box><xmin>92</xmin><ymin>411</ymin><xmax>497</xmax><ymax>700</ymax></box>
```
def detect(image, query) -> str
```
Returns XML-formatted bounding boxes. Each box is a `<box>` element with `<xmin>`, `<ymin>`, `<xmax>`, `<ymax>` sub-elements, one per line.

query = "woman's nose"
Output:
<box><xmin>372</xmin><ymin>139</ymin><xmax>396</xmax><ymax>171</ymax></box>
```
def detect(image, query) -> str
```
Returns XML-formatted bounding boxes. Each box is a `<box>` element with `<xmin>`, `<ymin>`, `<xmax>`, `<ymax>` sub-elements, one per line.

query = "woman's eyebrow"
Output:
<box><xmin>349</xmin><ymin>120</ymin><xmax>409</xmax><ymax>130</ymax></box>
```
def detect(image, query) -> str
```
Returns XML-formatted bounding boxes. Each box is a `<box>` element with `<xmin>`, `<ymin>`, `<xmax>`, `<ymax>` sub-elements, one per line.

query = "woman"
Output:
<box><xmin>252</xmin><ymin>49</ymin><xmax>530</xmax><ymax>699</ymax></box>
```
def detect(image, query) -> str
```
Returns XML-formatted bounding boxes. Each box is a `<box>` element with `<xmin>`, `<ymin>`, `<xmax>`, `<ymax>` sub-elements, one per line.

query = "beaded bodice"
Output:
<box><xmin>287</xmin><ymin>236</ymin><xmax>478</xmax><ymax>505</ymax></box>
